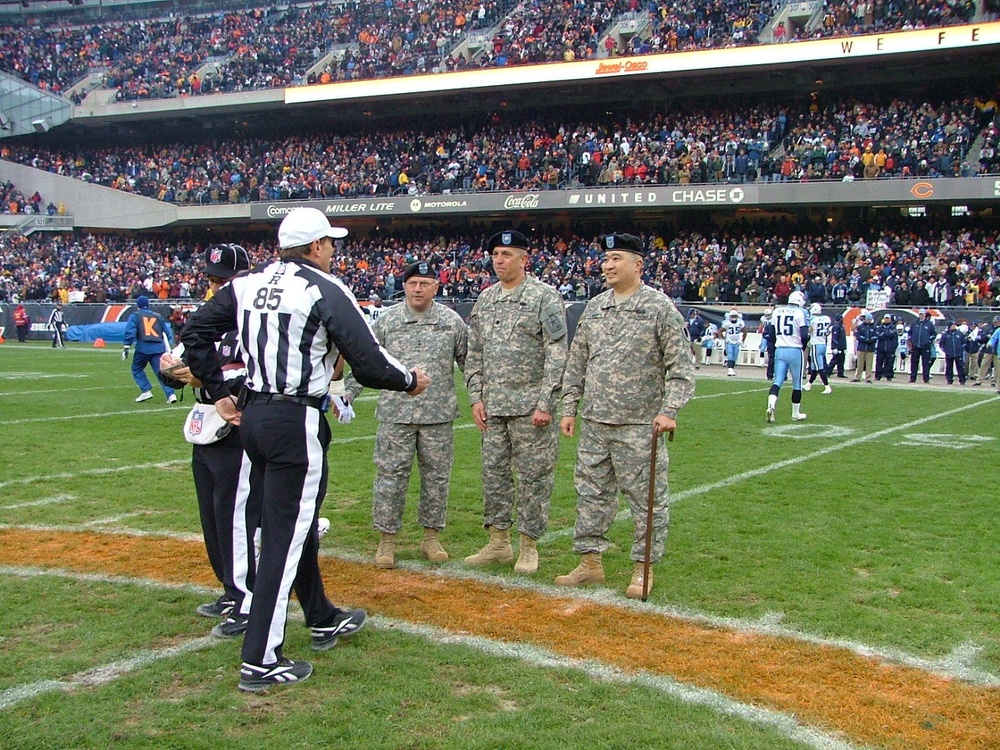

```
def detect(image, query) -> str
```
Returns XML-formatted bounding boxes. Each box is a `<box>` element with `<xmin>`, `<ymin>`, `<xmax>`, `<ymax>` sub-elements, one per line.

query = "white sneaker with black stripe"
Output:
<box><xmin>238</xmin><ymin>659</ymin><xmax>313</xmax><ymax>692</ymax></box>
<box><xmin>311</xmin><ymin>608</ymin><xmax>367</xmax><ymax>651</ymax></box>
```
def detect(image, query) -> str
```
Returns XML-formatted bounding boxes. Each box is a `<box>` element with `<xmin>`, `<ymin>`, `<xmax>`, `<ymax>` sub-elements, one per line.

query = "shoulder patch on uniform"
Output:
<box><xmin>540</xmin><ymin>302</ymin><xmax>567</xmax><ymax>340</ymax></box>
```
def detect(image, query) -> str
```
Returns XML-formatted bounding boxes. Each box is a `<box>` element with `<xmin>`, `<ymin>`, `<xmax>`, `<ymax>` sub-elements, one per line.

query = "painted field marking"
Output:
<box><xmin>80</xmin><ymin>511</ymin><xmax>154</xmax><ymax>527</ymax></box>
<box><xmin>3</xmin><ymin>526</ymin><xmax>995</xmax><ymax>690</ymax></box>
<box><xmin>0</xmin><ymin>372</ymin><xmax>78</xmax><ymax>380</ymax></box>
<box><xmin>0</xmin><ymin>461</ymin><xmax>190</xmax><ymax>491</ymax></box>
<box><xmin>895</xmin><ymin>433</ymin><xmax>995</xmax><ymax>449</ymax></box>
<box><xmin>0</xmin><ymin>385</ymin><xmax>134</xmax><ymax>397</ymax></box>
<box><xmin>0</xmin><ymin>565</ymin><xmax>864</xmax><ymax>750</ymax></box>
<box><xmin>543</xmin><ymin>396</ymin><xmax>1000</xmax><ymax>544</ymax></box>
<box><xmin>0</xmin><ymin>425</ymin><xmax>476</xmax><ymax>491</ymax></box>
<box><xmin>0</xmin><ymin>406</ymin><xmax>181</xmax><ymax>426</ymax></box>
<box><xmin>384</xmin><ymin>616</ymin><xmax>865</xmax><ymax>750</ymax></box>
<box><xmin>673</xmin><ymin>396</ymin><xmax>998</xmax><ymax>503</ymax></box>
<box><xmin>0</xmin><ymin>636</ymin><xmax>220</xmax><ymax>711</ymax></box>
<box><xmin>0</xmin><ymin>494</ymin><xmax>77</xmax><ymax>510</ymax></box>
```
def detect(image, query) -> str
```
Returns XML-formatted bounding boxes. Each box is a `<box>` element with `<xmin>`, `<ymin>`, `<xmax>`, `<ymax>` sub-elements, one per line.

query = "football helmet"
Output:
<box><xmin>809</xmin><ymin>302</ymin><xmax>822</xmax><ymax>315</ymax></box>
<box><xmin>788</xmin><ymin>291</ymin><xmax>806</xmax><ymax>307</ymax></box>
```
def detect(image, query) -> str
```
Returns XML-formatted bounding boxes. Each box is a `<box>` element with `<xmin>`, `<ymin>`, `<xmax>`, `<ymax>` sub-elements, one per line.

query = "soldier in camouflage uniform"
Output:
<box><xmin>555</xmin><ymin>233</ymin><xmax>695</xmax><ymax>599</ymax></box>
<box><xmin>346</xmin><ymin>261</ymin><xmax>468</xmax><ymax>569</ymax></box>
<box><xmin>464</xmin><ymin>229</ymin><xmax>568</xmax><ymax>575</ymax></box>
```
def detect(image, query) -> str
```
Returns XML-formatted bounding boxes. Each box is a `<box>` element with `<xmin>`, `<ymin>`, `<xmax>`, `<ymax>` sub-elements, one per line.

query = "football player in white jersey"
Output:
<box><xmin>722</xmin><ymin>309</ymin><xmax>747</xmax><ymax>376</ymax></box>
<box><xmin>765</xmin><ymin>291</ymin><xmax>810</xmax><ymax>423</ymax></box>
<box><xmin>805</xmin><ymin>303</ymin><xmax>833</xmax><ymax>394</ymax></box>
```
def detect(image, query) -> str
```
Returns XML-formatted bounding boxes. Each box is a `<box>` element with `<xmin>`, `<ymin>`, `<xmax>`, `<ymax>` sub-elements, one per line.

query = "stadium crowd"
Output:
<box><xmin>3</xmin><ymin>221</ymin><xmax>999</xmax><ymax>313</ymax></box>
<box><xmin>0</xmin><ymin>180</ymin><xmax>53</xmax><ymax>215</ymax></box>
<box><xmin>0</xmin><ymin>0</ymin><xmax>981</xmax><ymax>102</ymax></box>
<box><xmin>2</xmin><ymin>94</ymin><xmax>997</xmax><ymax>206</ymax></box>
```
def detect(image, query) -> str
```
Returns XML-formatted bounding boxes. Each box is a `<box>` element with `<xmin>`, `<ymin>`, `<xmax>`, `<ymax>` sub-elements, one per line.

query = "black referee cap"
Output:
<box><xmin>205</xmin><ymin>244</ymin><xmax>250</xmax><ymax>279</ymax></box>
<box><xmin>600</xmin><ymin>233</ymin><xmax>645</xmax><ymax>256</ymax></box>
<box><xmin>487</xmin><ymin>230</ymin><xmax>529</xmax><ymax>253</ymax></box>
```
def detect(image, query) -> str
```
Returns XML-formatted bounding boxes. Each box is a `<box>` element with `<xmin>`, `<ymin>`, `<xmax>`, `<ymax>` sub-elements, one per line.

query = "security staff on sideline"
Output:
<box><xmin>686</xmin><ymin>309</ymin><xmax>707</xmax><ymax>369</ymax></box>
<box><xmin>938</xmin><ymin>320</ymin><xmax>967</xmax><ymax>385</ymax></box>
<box><xmin>828</xmin><ymin>314</ymin><xmax>848</xmax><ymax>378</ymax></box>
<box><xmin>464</xmin><ymin>229</ymin><xmax>567</xmax><ymax>575</ymax></box>
<box><xmin>346</xmin><ymin>261</ymin><xmax>468</xmax><ymax>569</ymax></box>
<box><xmin>555</xmin><ymin>233</ymin><xmax>695</xmax><ymax>598</ymax></box>
<box><xmin>908</xmin><ymin>308</ymin><xmax>937</xmax><ymax>383</ymax></box>
<box><xmin>182</xmin><ymin>207</ymin><xmax>430</xmax><ymax>692</ymax></box>
<box><xmin>874</xmin><ymin>313</ymin><xmax>899</xmax><ymax>381</ymax></box>
<box><xmin>160</xmin><ymin>244</ymin><xmax>252</xmax><ymax>621</ymax></box>
<box><xmin>123</xmin><ymin>296</ymin><xmax>177</xmax><ymax>403</ymax></box>
<box><xmin>852</xmin><ymin>312</ymin><xmax>878</xmax><ymax>383</ymax></box>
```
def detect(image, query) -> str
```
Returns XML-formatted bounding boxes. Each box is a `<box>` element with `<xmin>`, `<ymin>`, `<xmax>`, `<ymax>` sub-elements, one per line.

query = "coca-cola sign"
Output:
<box><xmin>503</xmin><ymin>194</ymin><xmax>541</xmax><ymax>210</ymax></box>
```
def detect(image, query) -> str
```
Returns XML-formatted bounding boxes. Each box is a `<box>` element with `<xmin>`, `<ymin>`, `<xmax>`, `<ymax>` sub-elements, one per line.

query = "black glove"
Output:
<box><xmin>122</xmin><ymin>346</ymin><xmax>130</xmax><ymax>361</ymax></box>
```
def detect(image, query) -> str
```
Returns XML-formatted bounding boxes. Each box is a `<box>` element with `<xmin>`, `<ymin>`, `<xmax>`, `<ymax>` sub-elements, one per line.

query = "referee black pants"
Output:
<box><xmin>237</xmin><ymin>401</ymin><xmax>336</xmax><ymax>668</ymax></box>
<box><xmin>192</xmin><ymin>429</ymin><xmax>245</xmax><ymax>603</ymax></box>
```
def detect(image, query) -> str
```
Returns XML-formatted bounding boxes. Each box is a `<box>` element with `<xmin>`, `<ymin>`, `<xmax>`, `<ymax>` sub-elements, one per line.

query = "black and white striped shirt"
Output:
<box><xmin>182</xmin><ymin>257</ymin><xmax>414</xmax><ymax>404</ymax></box>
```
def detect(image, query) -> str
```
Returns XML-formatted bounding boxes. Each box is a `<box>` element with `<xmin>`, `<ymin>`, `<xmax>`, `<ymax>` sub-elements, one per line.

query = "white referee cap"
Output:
<box><xmin>278</xmin><ymin>207</ymin><xmax>348</xmax><ymax>249</ymax></box>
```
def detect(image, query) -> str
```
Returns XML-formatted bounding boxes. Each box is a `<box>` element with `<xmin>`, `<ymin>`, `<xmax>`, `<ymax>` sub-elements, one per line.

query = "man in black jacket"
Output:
<box><xmin>908</xmin><ymin>308</ymin><xmax>938</xmax><ymax>383</ymax></box>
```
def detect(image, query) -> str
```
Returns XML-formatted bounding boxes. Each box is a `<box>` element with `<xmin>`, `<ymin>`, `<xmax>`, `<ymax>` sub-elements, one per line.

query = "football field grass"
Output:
<box><xmin>0</xmin><ymin>341</ymin><xmax>998</xmax><ymax>749</ymax></box>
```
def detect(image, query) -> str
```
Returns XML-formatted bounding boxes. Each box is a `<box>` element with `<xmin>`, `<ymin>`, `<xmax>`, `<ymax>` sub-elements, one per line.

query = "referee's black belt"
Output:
<box><xmin>244</xmin><ymin>391</ymin><xmax>329</xmax><ymax>411</ymax></box>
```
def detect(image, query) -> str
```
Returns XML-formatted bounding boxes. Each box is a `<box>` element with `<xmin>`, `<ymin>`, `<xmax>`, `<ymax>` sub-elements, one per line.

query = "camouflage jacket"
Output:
<box><xmin>561</xmin><ymin>284</ymin><xmax>695</xmax><ymax>424</ymax></box>
<box><xmin>465</xmin><ymin>275</ymin><xmax>567</xmax><ymax>417</ymax></box>
<box><xmin>347</xmin><ymin>301</ymin><xmax>468</xmax><ymax>424</ymax></box>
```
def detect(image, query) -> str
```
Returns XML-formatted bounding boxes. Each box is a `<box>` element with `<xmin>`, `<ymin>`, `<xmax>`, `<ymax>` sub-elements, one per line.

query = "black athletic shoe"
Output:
<box><xmin>311</xmin><ymin>608</ymin><xmax>367</xmax><ymax>651</ymax></box>
<box><xmin>212</xmin><ymin>613</ymin><xmax>248</xmax><ymax>639</ymax></box>
<box><xmin>238</xmin><ymin>659</ymin><xmax>313</xmax><ymax>692</ymax></box>
<box><xmin>197</xmin><ymin>596</ymin><xmax>235</xmax><ymax>618</ymax></box>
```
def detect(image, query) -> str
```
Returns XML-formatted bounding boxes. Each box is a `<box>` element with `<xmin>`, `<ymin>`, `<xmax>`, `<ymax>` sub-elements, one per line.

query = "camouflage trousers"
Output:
<box><xmin>571</xmin><ymin>420</ymin><xmax>671</xmax><ymax>563</ymax></box>
<box><xmin>373</xmin><ymin>421</ymin><xmax>453</xmax><ymax>534</ymax></box>
<box><xmin>480</xmin><ymin>414</ymin><xmax>558</xmax><ymax>540</ymax></box>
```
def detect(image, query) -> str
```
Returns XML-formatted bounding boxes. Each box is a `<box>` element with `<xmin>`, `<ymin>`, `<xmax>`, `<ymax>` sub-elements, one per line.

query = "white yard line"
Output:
<box><xmin>1</xmin><ymin>406</ymin><xmax>181</xmax><ymax>426</ymax></box>
<box><xmin>319</xmin><ymin>545</ymin><xmax>1000</xmax><ymax>689</ymax></box>
<box><xmin>542</xmin><ymin>395</ymin><xmax>1000</xmax><ymax>545</ymax></box>
<box><xmin>0</xmin><ymin>461</ymin><xmax>190</xmax><ymax>491</ymax></box>
<box><xmin>0</xmin><ymin>565</ymin><xmax>865</xmax><ymax>749</ymax></box>
<box><xmin>0</xmin><ymin>385</ymin><xmax>133</xmax><ymax>397</ymax></box>
<box><xmin>671</xmin><ymin>395</ymin><xmax>1000</xmax><ymax>504</ymax></box>
<box><xmin>1</xmin><ymin>494</ymin><xmax>76</xmax><ymax>510</ymax></box>
<box><xmin>80</xmin><ymin>511</ymin><xmax>155</xmax><ymax>527</ymax></box>
<box><xmin>382</xmin><ymin>616</ymin><xmax>866</xmax><ymax>750</ymax></box>
<box><xmin>0</xmin><ymin>637</ymin><xmax>220</xmax><ymax>711</ymax></box>
<box><xmin>0</xmin><ymin>426</ymin><xmax>475</xmax><ymax>491</ymax></box>
<box><xmin>3</xmin><ymin>529</ymin><xmax>996</xmax><ymax>690</ymax></box>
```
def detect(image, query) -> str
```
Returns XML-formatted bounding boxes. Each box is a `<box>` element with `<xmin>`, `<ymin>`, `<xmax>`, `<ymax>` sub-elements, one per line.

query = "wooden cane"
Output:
<box><xmin>642</xmin><ymin>426</ymin><xmax>674</xmax><ymax>602</ymax></box>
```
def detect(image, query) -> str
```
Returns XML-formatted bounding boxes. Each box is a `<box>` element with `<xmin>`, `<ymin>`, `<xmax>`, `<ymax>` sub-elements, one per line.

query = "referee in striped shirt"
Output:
<box><xmin>182</xmin><ymin>207</ymin><xmax>430</xmax><ymax>692</ymax></box>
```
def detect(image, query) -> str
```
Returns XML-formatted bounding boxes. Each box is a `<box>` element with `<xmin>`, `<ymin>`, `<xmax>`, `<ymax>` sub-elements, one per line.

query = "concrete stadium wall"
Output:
<box><xmin>0</xmin><ymin>160</ymin><xmax>179</xmax><ymax>229</ymax></box>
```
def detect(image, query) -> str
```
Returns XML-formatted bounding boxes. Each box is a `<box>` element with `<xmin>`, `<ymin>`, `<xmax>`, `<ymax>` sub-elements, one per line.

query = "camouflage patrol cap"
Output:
<box><xmin>600</xmin><ymin>233</ymin><xmax>645</xmax><ymax>256</ymax></box>
<box><xmin>487</xmin><ymin>230</ymin><xmax>529</xmax><ymax>252</ymax></box>
<box><xmin>404</xmin><ymin>261</ymin><xmax>437</xmax><ymax>282</ymax></box>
